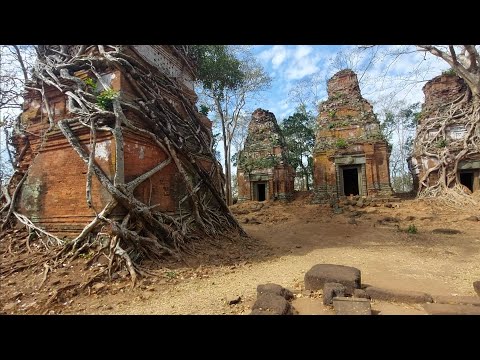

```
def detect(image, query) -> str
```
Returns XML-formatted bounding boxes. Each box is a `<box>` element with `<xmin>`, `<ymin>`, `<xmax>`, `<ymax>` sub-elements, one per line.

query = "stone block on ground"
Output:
<box><xmin>333</xmin><ymin>297</ymin><xmax>371</xmax><ymax>315</ymax></box>
<box><xmin>304</xmin><ymin>264</ymin><xmax>361</xmax><ymax>295</ymax></box>
<box><xmin>257</xmin><ymin>283</ymin><xmax>294</xmax><ymax>300</ymax></box>
<box><xmin>432</xmin><ymin>295</ymin><xmax>480</xmax><ymax>307</ymax></box>
<box><xmin>323</xmin><ymin>282</ymin><xmax>346</xmax><ymax>305</ymax></box>
<box><xmin>250</xmin><ymin>309</ymin><xmax>276</xmax><ymax>315</ymax></box>
<box><xmin>423</xmin><ymin>303</ymin><xmax>480</xmax><ymax>315</ymax></box>
<box><xmin>227</xmin><ymin>296</ymin><xmax>242</xmax><ymax>305</ymax></box>
<box><xmin>432</xmin><ymin>228</ymin><xmax>461</xmax><ymax>234</ymax></box>
<box><xmin>353</xmin><ymin>288</ymin><xmax>370</xmax><ymax>299</ymax></box>
<box><xmin>251</xmin><ymin>293</ymin><xmax>293</xmax><ymax>315</ymax></box>
<box><xmin>365</xmin><ymin>286</ymin><xmax>433</xmax><ymax>304</ymax></box>
<box><xmin>347</xmin><ymin>217</ymin><xmax>357</xmax><ymax>225</ymax></box>
<box><xmin>474</xmin><ymin>281</ymin><xmax>480</xmax><ymax>297</ymax></box>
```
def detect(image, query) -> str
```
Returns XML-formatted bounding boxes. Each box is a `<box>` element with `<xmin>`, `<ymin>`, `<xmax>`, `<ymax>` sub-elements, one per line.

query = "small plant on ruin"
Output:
<box><xmin>329</xmin><ymin>110</ymin><xmax>336</xmax><ymax>118</ymax></box>
<box><xmin>165</xmin><ymin>271</ymin><xmax>177</xmax><ymax>279</ymax></box>
<box><xmin>96</xmin><ymin>88</ymin><xmax>118</xmax><ymax>110</ymax></box>
<box><xmin>442</xmin><ymin>68</ymin><xmax>456</xmax><ymax>76</ymax></box>
<box><xmin>199</xmin><ymin>104</ymin><xmax>210</xmax><ymax>116</ymax></box>
<box><xmin>84</xmin><ymin>77</ymin><xmax>97</xmax><ymax>91</ymax></box>
<box><xmin>407</xmin><ymin>224</ymin><xmax>418</xmax><ymax>234</ymax></box>
<box><xmin>335</xmin><ymin>138</ymin><xmax>348</xmax><ymax>148</ymax></box>
<box><xmin>435</xmin><ymin>139</ymin><xmax>448</xmax><ymax>148</ymax></box>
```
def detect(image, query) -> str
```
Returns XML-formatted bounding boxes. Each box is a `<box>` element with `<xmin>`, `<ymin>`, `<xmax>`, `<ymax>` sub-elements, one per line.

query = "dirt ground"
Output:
<box><xmin>1</xmin><ymin>192</ymin><xmax>479</xmax><ymax>315</ymax></box>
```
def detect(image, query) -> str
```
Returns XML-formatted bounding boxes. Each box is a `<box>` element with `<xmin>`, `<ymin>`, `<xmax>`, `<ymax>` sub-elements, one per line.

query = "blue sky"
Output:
<box><xmin>247</xmin><ymin>45</ymin><xmax>449</xmax><ymax>121</ymax></box>
<box><xmin>251</xmin><ymin>45</ymin><xmax>342</xmax><ymax>118</ymax></box>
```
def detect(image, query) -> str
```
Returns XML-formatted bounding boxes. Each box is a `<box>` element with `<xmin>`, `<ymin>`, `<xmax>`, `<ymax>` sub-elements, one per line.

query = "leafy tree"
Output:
<box><xmin>0</xmin><ymin>45</ymin><xmax>37</xmax><ymax>185</ymax></box>
<box><xmin>379</xmin><ymin>102</ymin><xmax>420</xmax><ymax>192</ymax></box>
<box><xmin>281</xmin><ymin>106</ymin><xmax>315</xmax><ymax>190</ymax></box>
<box><xmin>194</xmin><ymin>45</ymin><xmax>271</xmax><ymax>205</ymax></box>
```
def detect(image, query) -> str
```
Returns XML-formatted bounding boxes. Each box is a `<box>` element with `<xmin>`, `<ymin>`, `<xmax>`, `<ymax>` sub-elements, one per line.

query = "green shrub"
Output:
<box><xmin>84</xmin><ymin>77</ymin><xmax>97</xmax><ymax>91</ymax></box>
<box><xmin>96</xmin><ymin>88</ymin><xmax>118</xmax><ymax>110</ymax></box>
<box><xmin>199</xmin><ymin>104</ymin><xmax>210</xmax><ymax>116</ymax></box>
<box><xmin>165</xmin><ymin>271</ymin><xmax>177</xmax><ymax>279</ymax></box>
<box><xmin>335</xmin><ymin>138</ymin><xmax>348</xmax><ymax>148</ymax></box>
<box><xmin>442</xmin><ymin>68</ymin><xmax>456</xmax><ymax>76</ymax></box>
<box><xmin>436</xmin><ymin>139</ymin><xmax>448</xmax><ymax>148</ymax></box>
<box><xmin>407</xmin><ymin>224</ymin><xmax>417</xmax><ymax>234</ymax></box>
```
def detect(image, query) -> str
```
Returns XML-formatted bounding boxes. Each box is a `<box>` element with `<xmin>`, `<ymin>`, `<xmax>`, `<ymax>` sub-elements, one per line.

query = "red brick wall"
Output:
<box><xmin>18</xmin><ymin>129</ymin><xmax>114</xmax><ymax>234</ymax></box>
<box><xmin>123</xmin><ymin>130</ymin><xmax>177</xmax><ymax>213</ymax></box>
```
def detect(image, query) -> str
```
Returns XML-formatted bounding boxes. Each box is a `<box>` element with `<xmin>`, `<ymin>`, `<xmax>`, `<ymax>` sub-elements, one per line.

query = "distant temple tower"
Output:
<box><xmin>313</xmin><ymin>69</ymin><xmax>393</xmax><ymax>202</ymax></box>
<box><xmin>237</xmin><ymin>109</ymin><xmax>295</xmax><ymax>202</ymax></box>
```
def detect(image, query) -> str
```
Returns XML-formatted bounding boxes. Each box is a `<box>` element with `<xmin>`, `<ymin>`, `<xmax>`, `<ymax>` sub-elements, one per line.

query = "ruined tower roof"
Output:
<box><xmin>315</xmin><ymin>69</ymin><xmax>384</xmax><ymax>154</ymax></box>
<box><xmin>422</xmin><ymin>73</ymin><xmax>467</xmax><ymax>110</ymax></box>
<box><xmin>327</xmin><ymin>69</ymin><xmax>362</xmax><ymax>99</ymax></box>
<box><xmin>239</xmin><ymin>108</ymin><xmax>289</xmax><ymax>169</ymax></box>
<box><xmin>317</xmin><ymin>69</ymin><xmax>376</xmax><ymax>128</ymax></box>
<box><xmin>245</xmin><ymin>108</ymin><xmax>283</xmax><ymax>146</ymax></box>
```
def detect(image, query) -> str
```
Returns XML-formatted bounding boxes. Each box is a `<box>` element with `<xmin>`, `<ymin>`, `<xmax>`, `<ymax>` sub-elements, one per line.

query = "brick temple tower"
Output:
<box><xmin>237</xmin><ymin>109</ymin><xmax>295</xmax><ymax>202</ymax></box>
<box><xmin>313</xmin><ymin>69</ymin><xmax>393</xmax><ymax>202</ymax></box>
<box><xmin>408</xmin><ymin>73</ymin><xmax>480</xmax><ymax>193</ymax></box>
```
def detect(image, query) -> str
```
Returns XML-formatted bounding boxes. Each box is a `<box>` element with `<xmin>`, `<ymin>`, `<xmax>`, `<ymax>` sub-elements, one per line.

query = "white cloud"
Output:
<box><xmin>294</xmin><ymin>45</ymin><xmax>313</xmax><ymax>59</ymax></box>
<box><xmin>258</xmin><ymin>45</ymin><xmax>288</xmax><ymax>69</ymax></box>
<box><xmin>285</xmin><ymin>57</ymin><xmax>320</xmax><ymax>80</ymax></box>
<box><xmin>284</xmin><ymin>46</ymin><xmax>322</xmax><ymax>80</ymax></box>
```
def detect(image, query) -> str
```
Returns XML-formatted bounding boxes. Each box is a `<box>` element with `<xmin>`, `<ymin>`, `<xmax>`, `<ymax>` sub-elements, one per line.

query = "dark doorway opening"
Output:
<box><xmin>343</xmin><ymin>167</ymin><xmax>359</xmax><ymax>196</ymax></box>
<box><xmin>459</xmin><ymin>171</ymin><xmax>474</xmax><ymax>192</ymax></box>
<box><xmin>257</xmin><ymin>183</ymin><xmax>266</xmax><ymax>201</ymax></box>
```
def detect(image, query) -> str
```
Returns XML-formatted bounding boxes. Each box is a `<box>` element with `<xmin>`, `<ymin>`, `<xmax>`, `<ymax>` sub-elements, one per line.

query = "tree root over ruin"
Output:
<box><xmin>413</xmin><ymin>90</ymin><xmax>479</xmax><ymax>207</ymax></box>
<box><xmin>417</xmin><ymin>183</ymin><xmax>479</xmax><ymax>212</ymax></box>
<box><xmin>0</xmin><ymin>45</ymin><xmax>246</xmax><ymax>287</ymax></box>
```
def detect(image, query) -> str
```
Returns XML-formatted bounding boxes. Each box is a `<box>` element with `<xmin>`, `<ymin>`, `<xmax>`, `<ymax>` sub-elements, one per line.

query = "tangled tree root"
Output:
<box><xmin>413</xmin><ymin>90</ymin><xmax>479</xmax><ymax>194</ymax></box>
<box><xmin>417</xmin><ymin>183</ymin><xmax>480</xmax><ymax>211</ymax></box>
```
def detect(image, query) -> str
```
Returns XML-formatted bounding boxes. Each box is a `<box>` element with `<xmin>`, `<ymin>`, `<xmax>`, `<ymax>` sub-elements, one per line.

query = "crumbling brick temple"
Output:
<box><xmin>408</xmin><ymin>73</ymin><xmax>480</xmax><ymax>193</ymax></box>
<box><xmin>313</xmin><ymin>69</ymin><xmax>393</xmax><ymax>202</ymax></box>
<box><xmin>13</xmin><ymin>45</ymin><xmax>215</xmax><ymax>236</ymax></box>
<box><xmin>237</xmin><ymin>109</ymin><xmax>295</xmax><ymax>202</ymax></box>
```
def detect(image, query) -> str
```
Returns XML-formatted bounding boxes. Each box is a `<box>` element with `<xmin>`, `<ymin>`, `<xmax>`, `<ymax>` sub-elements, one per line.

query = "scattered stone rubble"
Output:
<box><xmin>248</xmin><ymin>265</ymin><xmax>480</xmax><ymax>315</ymax></box>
